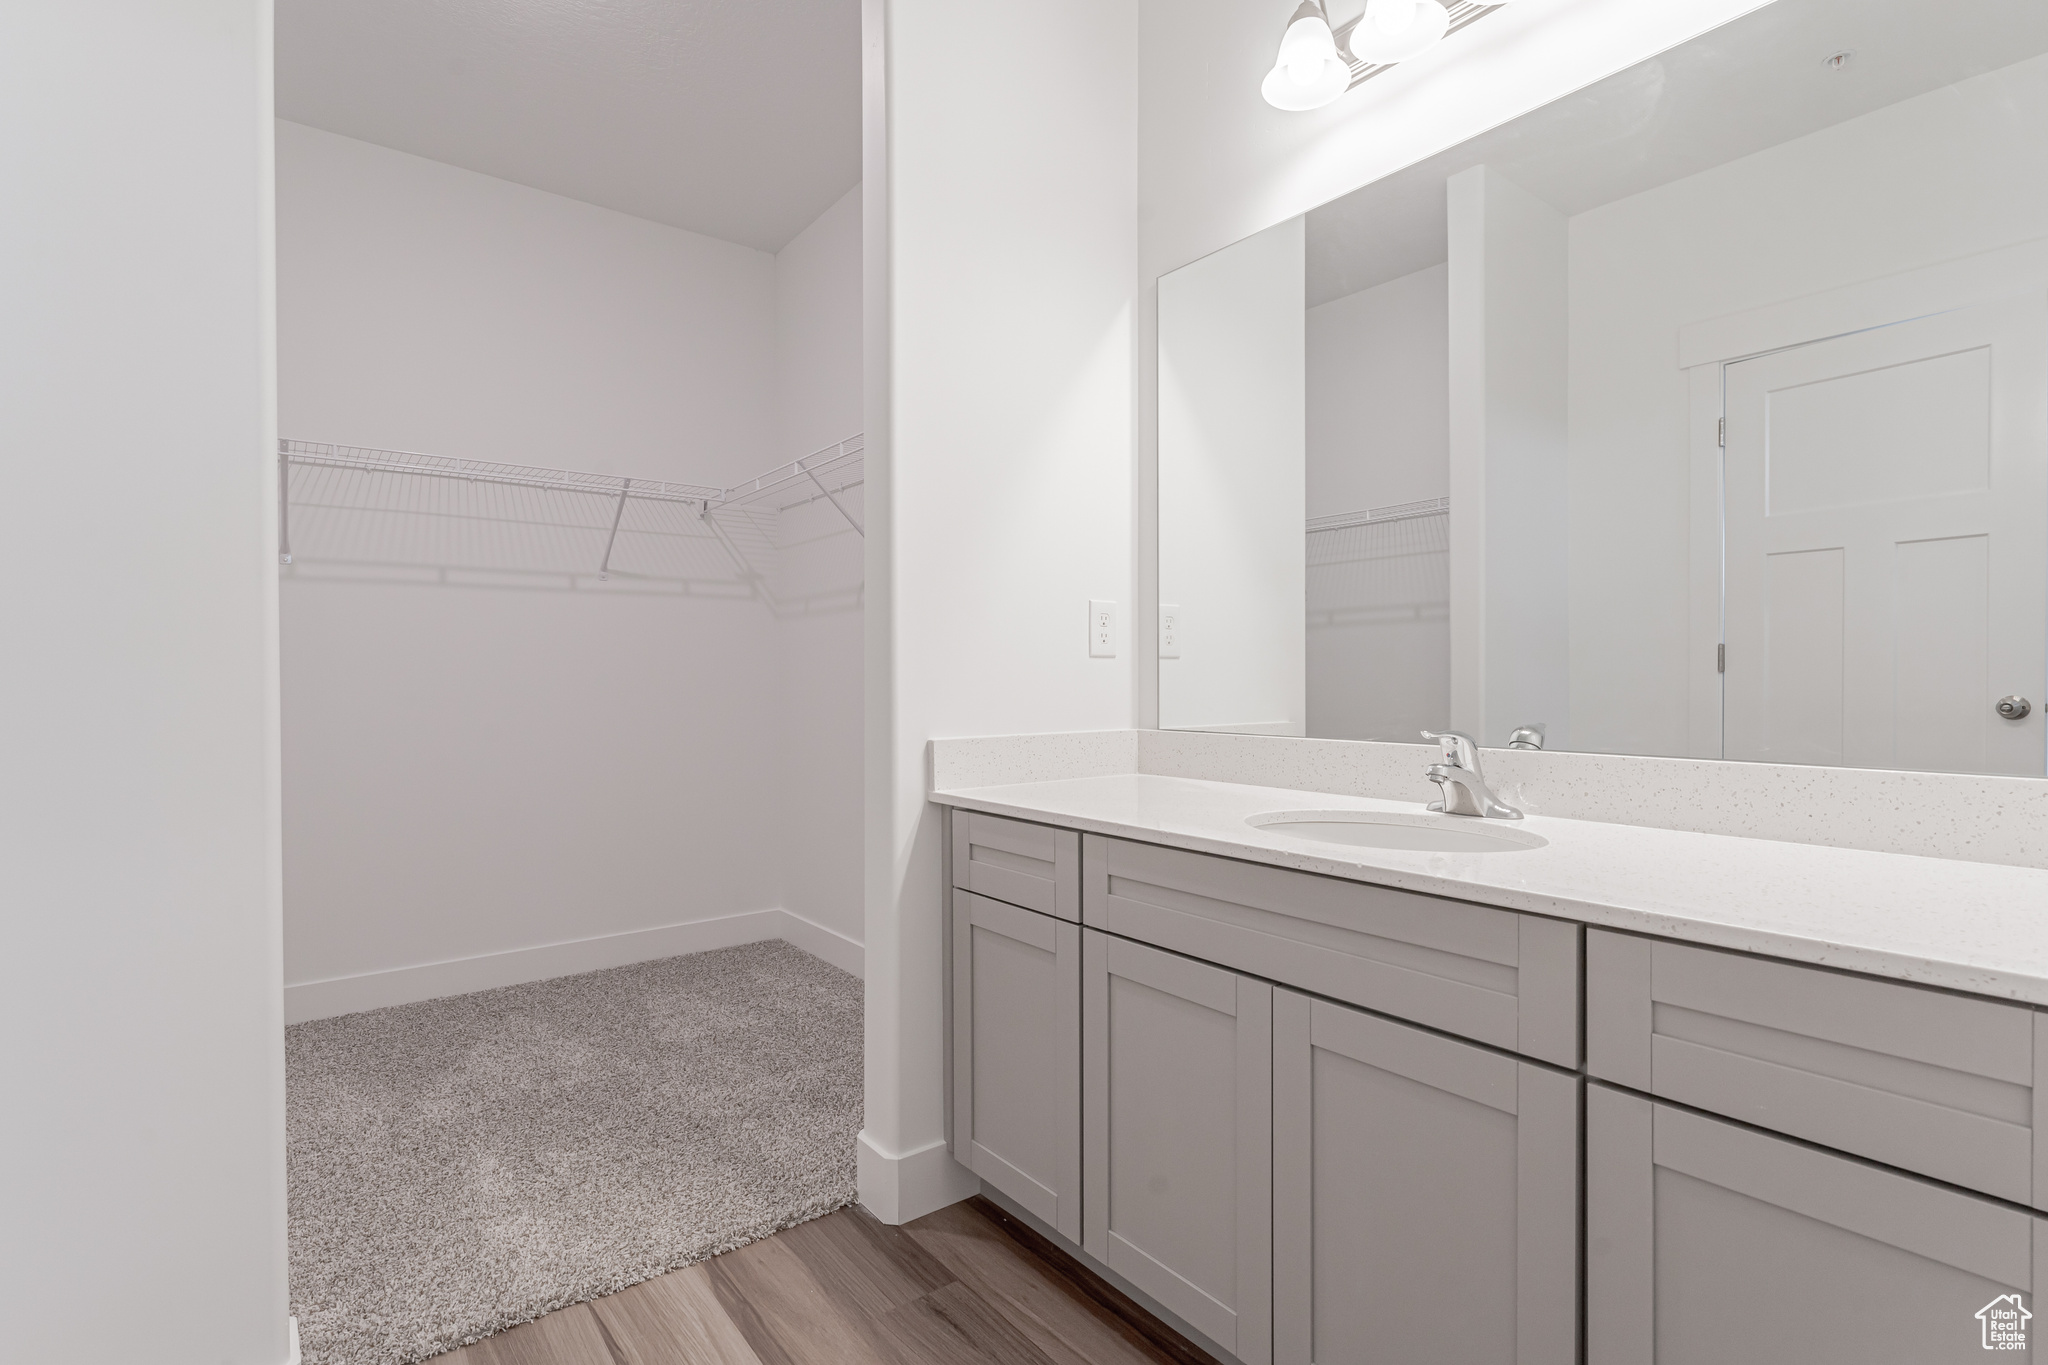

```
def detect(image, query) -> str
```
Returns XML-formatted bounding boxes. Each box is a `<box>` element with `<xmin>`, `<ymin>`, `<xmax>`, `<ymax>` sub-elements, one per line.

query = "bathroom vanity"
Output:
<box><xmin>934</xmin><ymin>764</ymin><xmax>2048</xmax><ymax>1365</ymax></box>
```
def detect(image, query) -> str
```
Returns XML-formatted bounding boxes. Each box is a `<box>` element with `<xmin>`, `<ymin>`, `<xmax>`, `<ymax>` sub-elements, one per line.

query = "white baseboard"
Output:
<box><xmin>283</xmin><ymin>1317</ymin><xmax>301</xmax><ymax>1365</ymax></box>
<box><xmin>857</xmin><ymin>1130</ymin><xmax>979</xmax><ymax>1225</ymax></box>
<box><xmin>285</xmin><ymin>909</ymin><xmax>863</xmax><ymax>1025</ymax></box>
<box><xmin>778</xmin><ymin>908</ymin><xmax>865</xmax><ymax>978</ymax></box>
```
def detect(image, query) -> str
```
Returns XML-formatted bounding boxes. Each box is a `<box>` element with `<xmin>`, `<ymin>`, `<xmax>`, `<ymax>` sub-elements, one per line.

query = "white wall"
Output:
<box><xmin>0</xmin><ymin>4</ymin><xmax>290</xmax><ymax>1362</ymax></box>
<box><xmin>1450</xmin><ymin>166</ymin><xmax>1570</xmax><ymax>750</ymax></box>
<box><xmin>277</xmin><ymin>122</ymin><xmax>789</xmax><ymax>1014</ymax></box>
<box><xmin>277</xmin><ymin>122</ymin><xmax>775</xmax><ymax>477</ymax></box>
<box><xmin>1566</xmin><ymin>51</ymin><xmax>2048</xmax><ymax>757</ymax></box>
<box><xmin>774</xmin><ymin>184</ymin><xmax>867</xmax><ymax>956</ymax></box>
<box><xmin>1159</xmin><ymin>217</ymin><xmax>1307</xmax><ymax>733</ymax></box>
<box><xmin>1305</xmin><ymin>264</ymin><xmax>1450</xmax><ymax>740</ymax></box>
<box><xmin>864</xmin><ymin>0</ymin><xmax>1138</xmax><ymax>1221</ymax></box>
<box><xmin>1306</xmin><ymin>263</ymin><xmax>1448</xmax><ymax>516</ymax></box>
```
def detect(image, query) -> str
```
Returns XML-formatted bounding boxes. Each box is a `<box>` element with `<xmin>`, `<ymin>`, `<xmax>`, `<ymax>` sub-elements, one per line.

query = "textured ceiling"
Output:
<box><xmin>276</xmin><ymin>0</ymin><xmax>860</xmax><ymax>253</ymax></box>
<box><xmin>1305</xmin><ymin>0</ymin><xmax>2048</xmax><ymax>306</ymax></box>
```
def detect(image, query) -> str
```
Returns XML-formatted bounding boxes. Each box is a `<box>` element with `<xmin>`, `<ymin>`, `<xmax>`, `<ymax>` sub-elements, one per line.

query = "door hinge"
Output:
<box><xmin>1717</xmin><ymin>417</ymin><xmax>1726</xmax><ymax>447</ymax></box>
<box><xmin>1717</xmin><ymin>642</ymin><xmax>1726</xmax><ymax>673</ymax></box>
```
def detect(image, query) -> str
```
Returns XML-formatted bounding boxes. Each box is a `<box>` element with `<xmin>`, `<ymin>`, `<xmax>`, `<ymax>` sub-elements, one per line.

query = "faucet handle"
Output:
<box><xmin>1421</xmin><ymin>729</ymin><xmax>1480</xmax><ymax>770</ymax></box>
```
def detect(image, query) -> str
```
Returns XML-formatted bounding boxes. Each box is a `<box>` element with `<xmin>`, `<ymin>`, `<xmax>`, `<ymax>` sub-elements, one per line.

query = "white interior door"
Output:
<box><xmin>1722</xmin><ymin>293</ymin><xmax>2048</xmax><ymax>774</ymax></box>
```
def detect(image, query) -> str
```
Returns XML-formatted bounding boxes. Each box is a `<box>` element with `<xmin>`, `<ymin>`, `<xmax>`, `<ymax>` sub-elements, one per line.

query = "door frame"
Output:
<box><xmin>1680</xmin><ymin>237</ymin><xmax>2048</xmax><ymax>760</ymax></box>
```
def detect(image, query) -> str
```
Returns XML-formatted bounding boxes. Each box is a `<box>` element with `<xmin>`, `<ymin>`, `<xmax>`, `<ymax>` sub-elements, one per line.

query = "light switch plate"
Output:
<box><xmin>1159</xmin><ymin>603</ymin><xmax>1182</xmax><ymax>659</ymax></box>
<box><xmin>1089</xmin><ymin>600</ymin><xmax>1117</xmax><ymax>657</ymax></box>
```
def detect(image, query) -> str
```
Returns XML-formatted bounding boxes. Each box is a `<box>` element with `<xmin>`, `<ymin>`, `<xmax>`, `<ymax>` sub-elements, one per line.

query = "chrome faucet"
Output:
<box><xmin>1421</xmin><ymin>730</ymin><xmax>1523</xmax><ymax>820</ymax></box>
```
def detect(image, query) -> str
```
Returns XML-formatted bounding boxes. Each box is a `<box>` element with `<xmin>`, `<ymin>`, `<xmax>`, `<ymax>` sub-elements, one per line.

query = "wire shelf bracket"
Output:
<box><xmin>708</xmin><ymin>435</ymin><xmax>865</xmax><ymax>536</ymax></box>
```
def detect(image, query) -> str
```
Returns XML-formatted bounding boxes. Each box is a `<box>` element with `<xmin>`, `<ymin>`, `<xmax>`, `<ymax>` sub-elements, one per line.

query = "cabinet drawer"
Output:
<box><xmin>1588</xmin><ymin>929</ymin><xmax>2048</xmax><ymax>1208</ymax></box>
<box><xmin>1083</xmin><ymin>834</ymin><xmax>1580</xmax><ymax>1067</ymax></box>
<box><xmin>952</xmin><ymin>810</ymin><xmax>1080</xmax><ymax>920</ymax></box>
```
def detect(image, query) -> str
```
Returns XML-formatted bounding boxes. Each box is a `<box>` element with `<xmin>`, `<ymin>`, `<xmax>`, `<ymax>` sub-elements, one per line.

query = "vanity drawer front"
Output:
<box><xmin>1082</xmin><ymin>834</ymin><xmax>1580</xmax><ymax>1067</ymax></box>
<box><xmin>1588</xmin><ymin>929</ymin><xmax>2047</xmax><ymax>1208</ymax></box>
<box><xmin>952</xmin><ymin>810</ymin><xmax>1080</xmax><ymax>921</ymax></box>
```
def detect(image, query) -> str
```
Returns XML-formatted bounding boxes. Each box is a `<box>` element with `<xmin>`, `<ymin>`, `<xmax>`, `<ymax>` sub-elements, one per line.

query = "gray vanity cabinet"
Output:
<box><xmin>1084</xmin><ymin>928</ymin><xmax>1273</xmax><ymax>1365</ymax></box>
<box><xmin>1274</xmin><ymin>989</ymin><xmax>1579</xmax><ymax>1365</ymax></box>
<box><xmin>950</xmin><ymin>889</ymin><xmax>1083</xmax><ymax>1241</ymax></box>
<box><xmin>1587</xmin><ymin>1084</ymin><xmax>2045</xmax><ymax>1364</ymax></box>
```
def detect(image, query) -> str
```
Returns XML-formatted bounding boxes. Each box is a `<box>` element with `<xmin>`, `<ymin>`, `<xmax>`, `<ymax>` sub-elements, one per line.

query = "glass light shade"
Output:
<box><xmin>1347</xmin><ymin>0</ymin><xmax>1450</xmax><ymax>64</ymax></box>
<box><xmin>1262</xmin><ymin>7</ymin><xmax>1350</xmax><ymax>111</ymax></box>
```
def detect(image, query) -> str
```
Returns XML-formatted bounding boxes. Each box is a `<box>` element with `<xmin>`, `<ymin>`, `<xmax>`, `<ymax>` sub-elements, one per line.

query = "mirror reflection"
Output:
<box><xmin>1157</xmin><ymin>0</ymin><xmax>2048</xmax><ymax>776</ymax></box>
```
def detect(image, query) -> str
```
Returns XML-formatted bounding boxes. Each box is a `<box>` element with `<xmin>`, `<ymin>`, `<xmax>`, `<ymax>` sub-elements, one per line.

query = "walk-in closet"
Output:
<box><xmin>272</xmin><ymin>3</ymin><xmax>868</xmax><ymax>1360</ymax></box>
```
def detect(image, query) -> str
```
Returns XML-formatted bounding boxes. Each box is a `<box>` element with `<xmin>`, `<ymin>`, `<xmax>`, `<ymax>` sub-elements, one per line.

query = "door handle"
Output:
<box><xmin>1997</xmin><ymin>695</ymin><xmax>2032</xmax><ymax>720</ymax></box>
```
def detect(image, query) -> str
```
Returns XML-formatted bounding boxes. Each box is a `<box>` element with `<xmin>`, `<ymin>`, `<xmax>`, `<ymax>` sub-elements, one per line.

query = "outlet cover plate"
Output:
<box><xmin>1159</xmin><ymin>603</ymin><xmax>1181</xmax><ymax>659</ymax></box>
<box><xmin>1089</xmin><ymin>600</ymin><xmax>1116</xmax><ymax>658</ymax></box>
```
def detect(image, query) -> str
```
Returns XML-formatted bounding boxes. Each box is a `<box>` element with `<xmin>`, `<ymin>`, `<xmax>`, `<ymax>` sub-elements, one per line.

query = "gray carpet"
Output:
<box><xmin>285</xmin><ymin>940</ymin><xmax>862</xmax><ymax>1365</ymax></box>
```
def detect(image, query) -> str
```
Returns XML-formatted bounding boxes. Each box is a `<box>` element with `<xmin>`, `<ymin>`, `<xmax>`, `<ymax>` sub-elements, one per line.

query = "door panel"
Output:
<box><xmin>1764</xmin><ymin>344</ymin><xmax>1991</xmax><ymax>514</ymax></box>
<box><xmin>1274</xmin><ymin>989</ymin><xmax>1578</xmax><ymax>1365</ymax></box>
<box><xmin>1588</xmin><ymin>1085</ymin><xmax>2043</xmax><ymax>1364</ymax></box>
<box><xmin>1894</xmin><ymin>534</ymin><xmax>1991</xmax><ymax>771</ymax></box>
<box><xmin>1723</xmin><ymin>293</ymin><xmax>2048</xmax><ymax>774</ymax></box>
<box><xmin>949</xmin><ymin>891</ymin><xmax>1082</xmax><ymax>1239</ymax></box>
<box><xmin>1084</xmin><ymin>930</ymin><xmax>1273</xmax><ymax>1364</ymax></box>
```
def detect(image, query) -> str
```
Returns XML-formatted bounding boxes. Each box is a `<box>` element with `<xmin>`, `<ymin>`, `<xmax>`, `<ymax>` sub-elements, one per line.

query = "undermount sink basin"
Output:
<box><xmin>1248</xmin><ymin>810</ymin><xmax>1547</xmax><ymax>853</ymax></box>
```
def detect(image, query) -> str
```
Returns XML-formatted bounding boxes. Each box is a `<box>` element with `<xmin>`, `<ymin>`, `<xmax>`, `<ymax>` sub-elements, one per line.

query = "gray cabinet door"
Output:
<box><xmin>1274</xmin><ymin>990</ymin><xmax>1578</xmax><ymax>1365</ymax></box>
<box><xmin>1084</xmin><ymin>833</ymin><xmax>1580</xmax><ymax>1066</ymax></box>
<box><xmin>1587</xmin><ymin>929</ymin><xmax>2046</xmax><ymax>1207</ymax></box>
<box><xmin>1588</xmin><ymin>1084</ymin><xmax>2047</xmax><ymax>1364</ymax></box>
<box><xmin>1084</xmin><ymin>929</ymin><xmax>1273</xmax><ymax>1365</ymax></box>
<box><xmin>951</xmin><ymin>890</ymin><xmax>1082</xmax><ymax>1241</ymax></box>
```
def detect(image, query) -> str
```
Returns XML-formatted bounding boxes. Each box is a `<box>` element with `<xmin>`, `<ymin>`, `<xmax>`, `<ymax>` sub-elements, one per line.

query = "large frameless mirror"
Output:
<box><xmin>1157</xmin><ymin>0</ymin><xmax>2048</xmax><ymax>776</ymax></box>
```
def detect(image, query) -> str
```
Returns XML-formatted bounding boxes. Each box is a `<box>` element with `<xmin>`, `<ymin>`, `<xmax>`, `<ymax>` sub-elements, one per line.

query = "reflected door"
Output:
<box><xmin>1722</xmin><ymin>295</ymin><xmax>2048</xmax><ymax>774</ymax></box>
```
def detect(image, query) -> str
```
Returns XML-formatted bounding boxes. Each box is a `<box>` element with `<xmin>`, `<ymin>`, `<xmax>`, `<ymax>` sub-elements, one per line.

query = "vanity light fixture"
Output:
<box><xmin>1346</xmin><ymin>0</ymin><xmax>1451</xmax><ymax>65</ymax></box>
<box><xmin>1261</xmin><ymin>1</ymin><xmax>1353</xmax><ymax>111</ymax></box>
<box><xmin>1263</xmin><ymin>0</ymin><xmax>1511</xmax><ymax>111</ymax></box>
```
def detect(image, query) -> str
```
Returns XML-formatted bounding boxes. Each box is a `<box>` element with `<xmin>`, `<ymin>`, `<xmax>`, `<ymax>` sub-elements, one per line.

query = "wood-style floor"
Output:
<box><xmin>444</xmin><ymin>1197</ymin><xmax>1220</xmax><ymax>1365</ymax></box>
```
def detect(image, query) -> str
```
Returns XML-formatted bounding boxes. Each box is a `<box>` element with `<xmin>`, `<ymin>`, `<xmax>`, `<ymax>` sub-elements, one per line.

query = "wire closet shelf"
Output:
<box><xmin>1306</xmin><ymin>498</ymin><xmax>1450</xmax><ymax>629</ymax></box>
<box><xmin>277</xmin><ymin>435</ymin><xmax>864</xmax><ymax>582</ymax></box>
<box><xmin>1306</xmin><ymin>496</ymin><xmax>1449</xmax><ymax>536</ymax></box>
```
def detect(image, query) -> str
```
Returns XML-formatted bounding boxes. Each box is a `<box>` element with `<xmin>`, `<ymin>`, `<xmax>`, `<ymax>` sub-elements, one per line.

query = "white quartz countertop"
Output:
<box><xmin>931</xmin><ymin>772</ymin><xmax>2048</xmax><ymax>1006</ymax></box>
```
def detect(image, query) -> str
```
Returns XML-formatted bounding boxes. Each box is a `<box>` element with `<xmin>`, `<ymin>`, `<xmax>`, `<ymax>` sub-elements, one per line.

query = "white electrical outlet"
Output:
<box><xmin>1159</xmin><ymin>603</ymin><xmax>1182</xmax><ymax>659</ymax></box>
<box><xmin>1089</xmin><ymin>600</ymin><xmax>1117</xmax><ymax>657</ymax></box>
